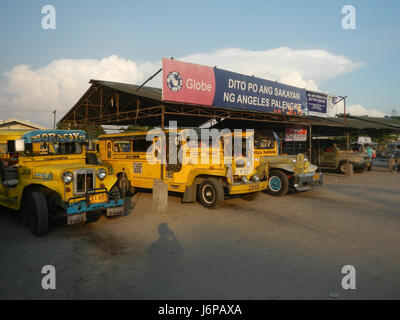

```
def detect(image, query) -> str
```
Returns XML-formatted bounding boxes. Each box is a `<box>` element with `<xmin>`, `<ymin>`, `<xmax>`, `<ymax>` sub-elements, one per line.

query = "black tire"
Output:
<box><xmin>355</xmin><ymin>168</ymin><xmax>365</xmax><ymax>173</ymax></box>
<box><xmin>198</xmin><ymin>178</ymin><xmax>224</xmax><ymax>209</ymax></box>
<box><xmin>367</xmin><ymin>165</ymin><xmax>372</xmax><ymax>171</ymax></box>
<box><xmin>28</xmin><ymin>192</ymin><xmax>48</xmax><ymax>236</ymax></box>
<box><xmin>267</xmin><ymin>170</ymin><xmax>289</xmax><ymax>196</ymax></box>
<box><xmin>241</xmin><ymin>191</ymin><xmax>259</xmax><ymax>201</ymax></box>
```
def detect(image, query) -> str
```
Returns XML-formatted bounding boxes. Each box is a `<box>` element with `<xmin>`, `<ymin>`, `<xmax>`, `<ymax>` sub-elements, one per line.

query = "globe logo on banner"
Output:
<box><xmin>166</xmin><ymin>71</ymin><xmax>183</xmax><ymax>92</ymax></box>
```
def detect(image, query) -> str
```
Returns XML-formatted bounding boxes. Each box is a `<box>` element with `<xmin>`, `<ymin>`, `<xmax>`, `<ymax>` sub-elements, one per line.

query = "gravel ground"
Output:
<box><xmin>0</xmin><ymin>166</ymin><xmax>399</xmax><ymax>300</ymax></box>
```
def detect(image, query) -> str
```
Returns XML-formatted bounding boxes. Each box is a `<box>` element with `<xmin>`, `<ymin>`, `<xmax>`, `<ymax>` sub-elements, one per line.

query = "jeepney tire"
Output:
<box><xmin>28</xmin><ymin>192</ymin><xmax>49</xmax><ymax>237</ymax></box>
<box><xmin>198</xmin><ymin>178</ymin><xmax>224</xmax><ymax>209</ymax></box>
<box><xmin>355</xmin><ymin>168</ymin><xmax>365</xmax><ymax>173</ymax></box>
<box><xmin>367</xmin><ymin>165</ymin><xmax>372</xmax><ymax>171</ymax></box>
<box><xmin>241</xmin><ymin>191</ymin><xmax>259</xmax><ymax>201</ymax></box>
<box><xmin>267</xmin><ymin>170</ymin><xmax>289</xmax><ymax>196</ymax></box>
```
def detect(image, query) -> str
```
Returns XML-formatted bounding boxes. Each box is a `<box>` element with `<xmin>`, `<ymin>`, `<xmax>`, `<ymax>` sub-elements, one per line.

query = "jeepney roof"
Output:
<box><xmin>0</xmin><ymin>129</ymin><xmax>32</xmax><ymax>141</ymax></box>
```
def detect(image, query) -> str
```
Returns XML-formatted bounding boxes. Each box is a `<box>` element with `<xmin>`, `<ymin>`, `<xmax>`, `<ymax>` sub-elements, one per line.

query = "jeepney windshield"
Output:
<box><xmin>334</xmin><ymin>140</ymin><xmax>350</xmax><ymax>151</ymax></box>
<box><xmin>255</xmin><ymin>137</ymin><xmax>275</xmax><ymax>150</ymax></box>
<box><xmin>24</xmin><ymin>142</ymin><xmax>83</xmax><ymax>156</ymax></box>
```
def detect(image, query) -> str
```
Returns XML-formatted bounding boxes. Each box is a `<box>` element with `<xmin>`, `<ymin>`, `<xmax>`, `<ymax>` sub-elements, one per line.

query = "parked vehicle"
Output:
<box><xmin>97</xmin><ymin>128</ymin><xmax>268</xmax><ymax>209</ymax></box>
<box><xmin>0</xmin><ymin>130</ymin><xmax>124</xmax><ymax>236</ymax></box>
<box><xmin>254</xmin><ymin>131</ymin><xmax>323</xmax><ymax>196</ymax></box>
<box><xmin>312</xmin><ymin>137</ymin><xmax>372</xmax><ymax>173</ymax></box>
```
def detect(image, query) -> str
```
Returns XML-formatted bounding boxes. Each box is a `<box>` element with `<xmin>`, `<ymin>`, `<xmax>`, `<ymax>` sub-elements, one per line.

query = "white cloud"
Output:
<box><xmin>0</xmin><ymin>47</ymin><xmax>365</xmax><ymax>127</ymax></box>
<box><xmin>346</xmin><ymin>104</ymin><xmax>386</xmax><ymax>117</ymax></box>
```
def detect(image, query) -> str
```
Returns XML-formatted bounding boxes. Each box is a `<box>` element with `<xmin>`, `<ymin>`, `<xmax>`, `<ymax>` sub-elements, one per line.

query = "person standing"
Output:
<box><xmin>365</xmin><ymin>144</ymin><xmax>373</xmax><ymax>158</ymax></box>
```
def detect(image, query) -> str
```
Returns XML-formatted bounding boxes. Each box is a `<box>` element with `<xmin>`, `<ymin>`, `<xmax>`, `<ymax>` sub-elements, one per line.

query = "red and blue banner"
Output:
<box><xmin>162</xmin><ymin>58</ymin><xmax>307</xmax><ymax>116</ymax></box>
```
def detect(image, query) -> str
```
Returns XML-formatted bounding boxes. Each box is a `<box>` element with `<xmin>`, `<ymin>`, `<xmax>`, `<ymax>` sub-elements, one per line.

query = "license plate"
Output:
<box><xmin>106</xmin><ymin>206</ymin><xmax>124</xmax><ymax>217</ymax></box>
<box><xmin>67</xmin><ymin>212</ymin><xmax>86</xmax><ymax>225</ymax></box>
<box><xmin>249</xmin><ymin>183</ymin><xmax>260</xmax><ymax>191</ymax></box>
<box><xmin>313</xmin><ymin>174</ymin><xmax>320</xmax><ymax>181</ymax></box>
<box><xmin>89</xmin><ymin>193</ymin><xmax>108</xmax><ymax>204</ymax></box>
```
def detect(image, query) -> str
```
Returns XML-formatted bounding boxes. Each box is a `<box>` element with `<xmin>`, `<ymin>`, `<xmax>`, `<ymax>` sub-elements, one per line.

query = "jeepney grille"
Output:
<box><xmin>74</xmin><ymin>169</ymin><xmax>95</xmax><ymax>195</ymax></box>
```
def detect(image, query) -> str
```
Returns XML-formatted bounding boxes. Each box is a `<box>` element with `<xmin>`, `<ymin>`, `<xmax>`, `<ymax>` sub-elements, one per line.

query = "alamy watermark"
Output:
<box><xmin>41</xmin><ymin>5</ymin><xmax>56</xmax><ymax>30</ymax></box>
<box><xmin>144</xmin><ymin>121</ymin><xmax>255</xmax><ymax>176</ymax></box>
<box><xmin>41</xmin><ymin>265</ymin><xmax>56</xmax><ymax>290</ymax></box>
<box><xmin>341</xmin><ymin>265</ymin><xmax>356</xmax><ymax>290</ymax></box>
<box><xmin>341</xmin><ymin>5</ymin><xmax>356</xmax><ymax>30</ymax></box>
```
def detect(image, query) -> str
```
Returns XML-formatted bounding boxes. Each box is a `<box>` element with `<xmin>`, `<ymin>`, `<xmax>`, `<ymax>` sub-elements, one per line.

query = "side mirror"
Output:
<box><xmin>7</xmin><ymin>139</ymin><xmax>25</xmax><ymax>153</ymax></box>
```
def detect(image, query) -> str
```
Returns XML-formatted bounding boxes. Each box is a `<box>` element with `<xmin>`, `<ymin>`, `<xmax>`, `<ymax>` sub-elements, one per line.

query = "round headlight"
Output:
<box><xmin>242</xmin><ymin>176</ymin><xmax>248</xmax><ymax>183</ymax></box>
<box><xmin>253</xmin><ymin>174</ymin><xmax>260</xmax><ymax>182</ymax></box>
<box><xmin>62</xmin><ymin>171</ymin><xmax>73</xmax><ymax>185</ymax></box>
<box><xmin>97</xmin><ymin>168</ymin><xmax>107</xmax><ymax>180</ymax></box>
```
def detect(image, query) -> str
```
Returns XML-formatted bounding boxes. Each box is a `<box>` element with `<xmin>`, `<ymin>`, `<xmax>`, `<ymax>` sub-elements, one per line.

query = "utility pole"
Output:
<box><xmin>53</xmin><ymin>110</ymin><xmax>56</xmax><ymax>129</ymax></box>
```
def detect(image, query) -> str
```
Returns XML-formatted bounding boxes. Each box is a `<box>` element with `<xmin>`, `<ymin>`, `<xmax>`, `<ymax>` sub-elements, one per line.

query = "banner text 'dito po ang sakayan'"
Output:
<box><xmin>162</xmin><ymin>57</ymin><xmax>315</xmax><ymax>116</ymax></box>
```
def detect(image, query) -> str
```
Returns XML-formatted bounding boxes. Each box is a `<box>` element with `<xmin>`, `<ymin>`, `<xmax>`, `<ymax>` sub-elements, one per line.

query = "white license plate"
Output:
<box><xmin>106</xmin><ymin>206</ymin><xmax>124</xmax><ymax>217</ymax></box>
<box><xmin>67</xmin><ymin>212</ymin><xmax>87</xmax><ymax>225</ymax></box>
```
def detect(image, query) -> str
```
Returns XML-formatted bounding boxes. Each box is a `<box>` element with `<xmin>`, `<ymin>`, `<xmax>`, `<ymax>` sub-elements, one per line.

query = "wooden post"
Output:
<box><xmin>100</xmin><ymin>88</ymin><xmax>103</xmax><ymax>124</ymax></box>
<box><xmin>161</xmin><ymin>104</ymin><xmax>165</xmax><ymax>180</ymax></box>
<box><xmin>309</xmin><ymin>124</ymin><xmax>312</xmax><ymax>162</ymax></box>
<box><xmin>116</xmin><ymin>94</ymin><xmax>120</xmax><ymax>123</ymax></box>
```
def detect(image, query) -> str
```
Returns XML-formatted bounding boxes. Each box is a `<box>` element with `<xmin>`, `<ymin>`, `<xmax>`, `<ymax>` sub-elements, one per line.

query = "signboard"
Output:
<box><xmin>306</xmin><ymin>91</ymin><xmax>327</xmax><ymax>115</ymax></box>
<box><xmin>285</xmin><ymin>127</ymin><xmax>307</xmax><ymax>142</ymax></box>
<box><xmin>23</xmin><ymin>130</ymin><xmax>88</xmax><ymax>143</ymax></box>
<box><xmin>162</xmin><ymin>58</ymin><xmax>307</xmax><ymax>116</ymax></box>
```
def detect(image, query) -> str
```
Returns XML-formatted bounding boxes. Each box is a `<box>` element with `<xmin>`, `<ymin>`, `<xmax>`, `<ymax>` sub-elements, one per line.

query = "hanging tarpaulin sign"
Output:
<box><xmin>306</xmin><ymin>91</ymin><xmax>327</xmax><ymax>116</ymax></box>
<box><xmin>285</xmin><ymin>126</ymin><xmax>307</xmax><ymax>142</ymax></box>
<box><xmin>162</xmin><ymin>58</ymin><xmax>307</xmax><ymax>115</ymax></box>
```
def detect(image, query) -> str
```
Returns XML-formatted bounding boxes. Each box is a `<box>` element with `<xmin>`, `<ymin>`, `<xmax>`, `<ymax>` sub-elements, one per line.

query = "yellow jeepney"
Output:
<box><xmin>97</xmin><ymin>128</ymin><xmax>268</xmax><ymax>209</ymax></box>
<box><xmin>0</xmin><ymin>130</ymin><xmax>124</xmax><ymax>236</ymax></box>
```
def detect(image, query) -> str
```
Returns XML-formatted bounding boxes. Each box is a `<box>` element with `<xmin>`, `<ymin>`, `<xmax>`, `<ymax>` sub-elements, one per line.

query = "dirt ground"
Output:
<box><xmin>1</xmin><ymin>163</ymin><xmax>399</xmax><ymax>300</ymax></box>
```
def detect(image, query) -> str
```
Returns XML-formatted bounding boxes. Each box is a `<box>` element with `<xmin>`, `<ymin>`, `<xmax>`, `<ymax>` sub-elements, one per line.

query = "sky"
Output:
<box><xmin>0</xmin><ymin>0</ymin><xmax>399</xmax><ymax>127</ymax></box>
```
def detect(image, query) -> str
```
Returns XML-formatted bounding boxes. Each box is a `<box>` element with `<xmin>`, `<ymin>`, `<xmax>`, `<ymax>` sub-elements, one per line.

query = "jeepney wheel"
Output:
<box><xmin>355</xmin><ymin>168</ymin><xmax>365</xmax><ymax>173</ymax></box>
<box><xmin>28</xmin><ymin>192</ymin><xmax>49</xmax><ymax>237</ymax></box>
<box><xmin>367</xmin><ymin>165</ymin><xmax>372</xmax><ymax>171</ymax></box>
<box><xmin>198</xmin><ymin>178</ymin><xmax>224</xmax><ymax>209</ymax></box>
<box><xmin>117</xmin><ymin>173</ymin><xmax>134</xmax><ymax>196</ymax></box>
<box><xmin>241</xmin><ymin>191</ymin><xmax>259</xmax><ymax>201</ymax></box>
<box><xmin>267</xmin><ymin>170</ymin><xmax>289</xmax><ymax>196</ymax></box>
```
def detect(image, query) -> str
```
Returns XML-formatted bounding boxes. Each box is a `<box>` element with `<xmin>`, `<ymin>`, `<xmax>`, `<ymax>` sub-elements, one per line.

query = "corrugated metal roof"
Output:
<box><xmin>89</xmin><ymin>79</ymin><xmax>162</xmax><ymax>102</ymax></box>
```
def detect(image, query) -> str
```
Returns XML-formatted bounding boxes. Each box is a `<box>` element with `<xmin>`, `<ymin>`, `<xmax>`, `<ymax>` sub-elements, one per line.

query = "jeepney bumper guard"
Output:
<box><xmin>293</xmin><ymin>171</ymin><xmax>323</xmax><ymax>192</ymax></box>
<box><xmin>65</xmin><ymin>188</ymin><xmax>124</xmax><ymax>215</ymax></box>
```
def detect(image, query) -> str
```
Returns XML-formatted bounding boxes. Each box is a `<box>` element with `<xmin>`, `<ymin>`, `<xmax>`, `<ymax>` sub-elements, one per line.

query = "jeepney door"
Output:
<box><xmin>319</xmin><ymin>141</ymin><xmax>336</xmax><ymax>167</ymax></box>
<box><xmin>130</xmin><ymin>137</ymin><xmax>162</xmax><ymax>181</ymax></box>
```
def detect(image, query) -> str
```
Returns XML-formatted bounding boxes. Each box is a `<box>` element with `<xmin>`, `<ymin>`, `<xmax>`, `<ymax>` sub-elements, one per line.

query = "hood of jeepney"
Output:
<box><xmin>27</xmin><ymin>161</ymin><xmax>104</xmax><ymax>180</ymax></box>
<box><xmin>259</xmin><ymin>154</ymin><xmax>317</xmax><ymax>173</ymax></box>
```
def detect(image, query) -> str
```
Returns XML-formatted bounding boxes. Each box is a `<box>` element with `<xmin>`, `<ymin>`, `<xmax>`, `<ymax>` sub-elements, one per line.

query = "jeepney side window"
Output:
<box><xmin>255</xmin><ymin>137</ymin><xmax>275</xmax><ymax>149</ymax></box>
<box><xmin>132</xmin><ymin>139</ymin><xmax>153</xmax><ymax>152</ymax></box>
<box><xmin>113</xmin><ymin>141</ymin><xmax>131</xmax><ymax>153</ymax></box>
